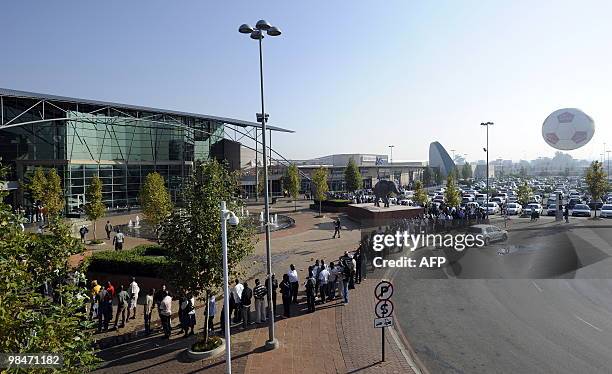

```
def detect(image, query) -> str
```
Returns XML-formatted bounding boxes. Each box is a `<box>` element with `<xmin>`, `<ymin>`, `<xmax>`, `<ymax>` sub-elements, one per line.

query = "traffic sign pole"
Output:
<box><xmin>382</xmin><ymin>325</ymin><xmax>385</xmax><ymax>362</ymax></box>
<box><xmin>375</xmin><ymin>280</ymin><xmax>394</xmax><ymax>363</ymax></box>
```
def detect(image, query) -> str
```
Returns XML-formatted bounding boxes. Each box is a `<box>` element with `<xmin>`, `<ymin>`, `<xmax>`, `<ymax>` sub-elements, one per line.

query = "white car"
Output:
<box><xmin>524</xmin><ymin>203</ymin><xmax>543</xmax><ymax>215</ymax></box>
<box><xmin>600</xmin><ymin>204</ymin><xmax>612</xmax><ymax>218</ymax></box>
<box><xmin>506</xmin><ymin>203</ymin><xmax>522</xmax><ymax>215</ymax></box>
<box><xmin>467</xmin><ymin>225</ymin><xmax>508</xmax><ymax>246</ymax></box>
<box><xmin>485</xmin><ymin>202</ymin><xmax>500</xmax><ymax>215</ymax></box>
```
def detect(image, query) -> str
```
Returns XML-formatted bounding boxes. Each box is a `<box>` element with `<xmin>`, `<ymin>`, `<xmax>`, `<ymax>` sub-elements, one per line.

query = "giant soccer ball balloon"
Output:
<box><xmin>542</xmin><ymin>108</ymin><xmax>594</xmax><ymax>150</ymax></box>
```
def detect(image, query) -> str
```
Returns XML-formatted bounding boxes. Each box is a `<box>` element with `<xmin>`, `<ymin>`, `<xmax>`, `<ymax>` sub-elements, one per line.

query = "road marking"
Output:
<box><xmin>531</xmin><ymin>281</ymin><xmax>542</xmax><ymax>292</ymax></box>
<box><xmin>574</xmin><ymin>315</ymin><xmax>603</xmax><ymax>332</ymax></box>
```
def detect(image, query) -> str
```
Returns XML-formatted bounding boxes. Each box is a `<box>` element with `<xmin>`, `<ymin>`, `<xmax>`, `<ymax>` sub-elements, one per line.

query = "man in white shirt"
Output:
<box><xmin>127</xmin><ymin>277</ymin><xmax>140</xmax><ymax>320</ymax></box>
<box><xmin>232</xmin><ymin>280</ymin><xmax>244</xmax><ymax>323</ymax></box>
<box><xmin>144</xmin><ymin>288</ymin><xmax>154</xmax><ymax>334</ymax></box>
<box><xmin>159</xmin><ymin>292</ymin><xmax>172</xmax><ymax>339</ymax></box>
<box><xmin>318</xmin><ymin>265</ymin><xmax>330</xmax><ymax>303</ymax></box>
<box><xmin>288</xmin><ymin>264</ymin><xmax>299</xmax><ymax>303</ymax></box>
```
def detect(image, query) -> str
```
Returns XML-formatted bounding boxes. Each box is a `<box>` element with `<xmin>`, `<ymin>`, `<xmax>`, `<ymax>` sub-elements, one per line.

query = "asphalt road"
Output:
<box><xmin>392</xmin><ymin>217</ymin><xmax>612</xmax><ymax>373</ymax></box>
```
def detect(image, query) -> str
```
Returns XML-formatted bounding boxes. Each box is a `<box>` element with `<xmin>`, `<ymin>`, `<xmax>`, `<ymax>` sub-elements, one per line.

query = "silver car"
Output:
<box><xmin>467</xmin><ymin>225</ymin><xmax>509</xmax><ymax>246</ymax></box>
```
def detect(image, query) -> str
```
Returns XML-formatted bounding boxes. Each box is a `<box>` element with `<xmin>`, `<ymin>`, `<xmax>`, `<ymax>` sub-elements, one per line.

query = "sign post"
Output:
<box><xmin>375</xmin><ymin>280</ymin><xmax>394</xmax><ymax>362</ymax></box>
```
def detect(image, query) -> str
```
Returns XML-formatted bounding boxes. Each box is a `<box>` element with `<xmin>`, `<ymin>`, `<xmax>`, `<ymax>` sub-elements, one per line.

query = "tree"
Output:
<box><xmin>45</xmin><ymin>168</ymin><xmax>65</xmax><ymax>218</ymax></box>
<box><xmin>139</xmin><ymin>172</ymin><xmax>173</xmax><ymax>239</ymax></box>
<box><xmin>585</xmin><ymin>161</ymin><xmax>608</xmax><ymax>218</ymax></box>
<box><xmin>84</xmin><ymin>176</ymin><xmax>105</xmax><ymax>241</ymax></box>
<box><xmin>517</xmin><ymin>181</ymin><xmax>533</xmax><ymax>206</ymax></box>
<box><xmin>434</xmin><ymin>168</ymin><xmax>443</xmax><ymax>185</ymax></box>
<box><xmin>413</xmin><ymin>180</ymin><xmax>428</xmax><ymax>206</ymax></box>
<box><xmin>461</xmin><ymin>163</ymin><xmax>472</xmax><ymax>180</ymax></box>
<box><xmin>0</xmin><ymin>163</ymin><xmax>99</xmax><ymax>372</ymax></box>
<box><xmin>519</xmin><ymin>166</ymin><xmax>527</xmax><ymax>177</ymax></box>
<box><xmin>444</xmin><ymin>173</ymin><xmax>461</xmax><ymax>207</ymax></box>
<box><xmin>286</xmin><ymin>164</ymin><xmax>300</xmax><ymax>212</ymax></box>
<box><xmin>422</xmin><ymin>167</ymin><xmax>432</xmax><ymax>187</ymax></box>
<box><xmin>344</xmin><ymin>157</ymin><xmax>363</xmax><ymax>192</ymax></box>
<box><xmin>312</xmin><ymin>167</ymin><xmax>329</xmax><ymax>216</ymax></box>
<box><xmin>159</xmin><ymin>159</ymin><xmax>255</xmax><ymax>345</ymax></box>
<box><xmin>29</xmin><ymin>166</ymin><xmax>47</xmax><ymax>203</ymax></box>
<box><xmin>453</xmin><ymin>166</ymin><xmax>460</xmax><ymax>180</ymax></box>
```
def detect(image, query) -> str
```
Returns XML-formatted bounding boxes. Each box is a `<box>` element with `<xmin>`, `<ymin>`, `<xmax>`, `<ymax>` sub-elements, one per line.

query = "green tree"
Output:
<box><xmin>453</xmin><ymin>166</ymin><xmax>460</xmax><ymax>180</ymax></box>
<box><xmin>139</xmin><ymin>172</ymin><xmax>173</xmax><ymax>239</ymax></box>
<box><xmin>29</xmin><ymin>166</ymin><xmax>47</xmax><ymax>203</ymax></box>
<box><xmin>585</xmin><ymin>161</ymin><xmax>608</xmax><ymax>218</ymax></box>
<box><xmin>0</xmin><ymin>163</ymin><xmax>99</xmax><ymax>372</ymax></box>
<box><xmin>434</xmin><ymin>168</ymin><xmax>443</xmax><ymax>185</ymax></box>
<box><xmin>413</xmin><ymin>180</ymin><xmax>428</xmax><ymax>206</ymax></box>
<box><xmin>312</xmin><ymin>167</ymin><xmax>329</xmax><ymax>216</ymax></box>
<box><xmin>517</xmin><ymin>181</ymin><xmax>533</xmax><ymax>205</ymax></box>
<box><xmin>519</xmin><ymin>166</ymin><xmax>527</xmax><ymax>177</ymax></box>
<box><xmin>344</xmin><ymin>157</ymin><xmax>363</xmax><ymax>192</ymax></box>
<box><xmin>422</xmin><ymin>167</ymin><xmax>432</xmax><ymax>187</ymax></box>
<box><xmin>461</xmin><ymin>163</ymin><xmax>472</xmax><ymax>180</ymax></box>
<box><xmin>444</xmin><ymin>173</ymin><xmax>461</xmax><ymax>207</ymax></box>
<box><xmin>159</xmin><ymin>159</ymin><xmax>255</xmax><ymax>345</ymax></box>
<box><xmin>286</xmin><ymin>163</ymin><xmax>300</xmax><ymax>212</ymax></box>
<box><xmin>45</xmin><ymin>168</ymin><xmax>65</xmax><ymax>218</ymax></box>
<box><xmin>84</xmin><ymin>176</ymin><xmax>105</xmax><ymax>241</ymax></box>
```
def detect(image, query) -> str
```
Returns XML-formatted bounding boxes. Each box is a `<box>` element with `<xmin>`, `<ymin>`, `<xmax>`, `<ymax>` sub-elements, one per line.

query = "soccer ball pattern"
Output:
<box><xmin>542</xmin><ymin>108</ymin><xmax>595</xmax><ymax>151</ymax></box>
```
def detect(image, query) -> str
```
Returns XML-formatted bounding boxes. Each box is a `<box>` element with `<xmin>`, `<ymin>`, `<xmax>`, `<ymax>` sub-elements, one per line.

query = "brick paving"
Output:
<box><xmin>87</xmin><ymin>199</ymin><xmax>420</xmax><ymax>373</ymax></box>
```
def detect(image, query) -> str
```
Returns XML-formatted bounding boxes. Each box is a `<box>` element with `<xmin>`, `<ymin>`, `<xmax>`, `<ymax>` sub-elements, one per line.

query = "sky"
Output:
<box><xmin>2</xmin><ymin>0</ymin><xmax>612</xmax><ymax>163</ymax></box>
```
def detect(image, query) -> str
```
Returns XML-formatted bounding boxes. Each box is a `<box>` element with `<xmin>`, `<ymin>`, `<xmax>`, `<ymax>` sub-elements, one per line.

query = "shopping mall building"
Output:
<box><xmin>0</xmin><ymin>88</ymin><xmax>292</xmax><ymax>215</ymax></box>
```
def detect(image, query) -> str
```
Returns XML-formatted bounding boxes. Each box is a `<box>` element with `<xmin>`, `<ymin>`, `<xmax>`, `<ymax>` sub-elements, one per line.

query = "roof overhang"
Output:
<box><xmin>0</xmin><ymin>88</ymin><xmax>294</xmax><ymax>133</ymax></box>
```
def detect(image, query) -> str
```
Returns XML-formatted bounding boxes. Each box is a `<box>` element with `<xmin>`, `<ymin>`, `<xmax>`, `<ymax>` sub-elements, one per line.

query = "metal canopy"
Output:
<box><xmin>0</xmin><ymin>87</ymin><xmax>294</xmax><ymax>133</ymax></box>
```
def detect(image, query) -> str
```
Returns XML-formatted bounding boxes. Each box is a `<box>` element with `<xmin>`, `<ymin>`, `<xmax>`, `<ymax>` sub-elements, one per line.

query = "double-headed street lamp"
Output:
<box><xmin>238</xmin><ymin>19</ymin><xmax>281</xmax><ymax>351</ymax></box>
<box><xmin>481</xmin><ymin>122</ymin><xmax>494</xmax><ymax>215</ymax></box>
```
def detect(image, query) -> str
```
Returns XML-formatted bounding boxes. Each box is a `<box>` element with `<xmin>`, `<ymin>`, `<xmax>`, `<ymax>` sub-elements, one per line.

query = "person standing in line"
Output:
<box><xmin>89</xmin><ymin>280</ymin><xmax>101</xmax><ymax>320</ymax></box>
<box><xmin>341</xmin><ymin>264</ymin><xmax>350</xmax><ymax>304</ymax></box>
<box><xmin>144</xmin><ymin>288</ymin><xmax>154</xmax><ymax>334</ymax></box>
<box><xmin>232</xmin><ymin>279</ymin><xmax>244</xmax><ymax>323</ymax></box>
<box><xmin>96</xmin><ymin>286</ymin><xmax>109</xmax><ymax>332</ymax></box>
<box><xmin>312</xmin><ymin>260</ymin><xmax>320</xmax><ymax>299</ymax></box>
<box><xmin>180</xmin><ymin>295</ymin><xmax>196</xmax><ymax>337</ymax></box>
<box><xmin>79</xmin><ymin>225</ymin><xmax>89</xmax><ymax>244</ymax></box>
<box><xmin>113</xmin><ymin>229</ymin><xmax>125</xmax><ymax>251</ymax></box>
<box><xmin>280</xmin><ymin>274</ymin><xmax>292</xmax><ymax>318</ymax></box>
<box><xmin>288</xmin><ymin>264</ymin><xmax>299</xmax><ymax>304</ymax></box>
<box><xmin>333</xmin><ymin>217</ymin><xmax>341</xmax><ymax>238</ymax></box>
<box><xmin>253</xmin><ymin>279</ymin><xmax>267</xmax><ymax>324</ymax></box>
<box><xmin>355</xmin><ymin>249</ymin><xmax>363</xmax><ymax>284</ymax></box>
<box><xmin>207</xmin><ymin>295</ymin><xmax>216</xmax><ymax>333</ymax></box>
<box><xmin>305</xmin><ymin>267</ymin><xmax>316</xmax><ymax>313</ymax></box>
<box><xmin>154</xmin><ymin>285</ymin><xmax>167</xmax><ymax>328</ymax></box>
<box><xmin>241</xmin><ymin>281</ymin><xmax>253</xmax><ymax>328</ymax></box>
<box><xmin>327</xmin><ymin>262</ymin><xmax>337</xmax><ymax>301</ymax></box>
<box><xmin>159</xmin><ymin>291</ymin><xmax>173</xmax><ymax>339</ymax></box>
<box><xmin>265</xmin><ymin>274</ymin><xmax>278</xmax><ymax>317</ymax></box>
<box><xmin>318</xmin><ymin>264</ymin><xmax>330</xmax><ymax>304</ymax></box>
<box><xmin>114</xmin><ymin>285</ymin><xmax>129</xmax><ymax>329</ymax></box>
<box><xmin>127</xmin><ymin>277</ymin><xmax>139</xmax><ymax>320</ymax></box>
<box><xmin>105</xmin><ymin>220</ymin><xmax>113</xmax><ymax>240</ymax></box>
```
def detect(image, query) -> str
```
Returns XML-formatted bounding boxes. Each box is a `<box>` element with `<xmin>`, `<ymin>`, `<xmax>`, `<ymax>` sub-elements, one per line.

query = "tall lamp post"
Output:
<box><xmin>607</xmin><ymin>150</ymin><xmax>611</xmax><ymax>178</ymax></box>
<box><xmin>220</xmin><ymin>201</ymin><xmax>240</xmax><ymax>374</ymax></box>
<box><xmin>238</xmin><ymin>19</ymin><xmax>281</xmax><ymax>351</ymax></box>
<box><xmin>481</xmin><ymin>122</ymin><xmax>494</xmax><ymax>216</ymax></box>
<box><xmin>389</xmin><ymin>145</ymin><xmax>394</xmax><ymax>164</ymax></box>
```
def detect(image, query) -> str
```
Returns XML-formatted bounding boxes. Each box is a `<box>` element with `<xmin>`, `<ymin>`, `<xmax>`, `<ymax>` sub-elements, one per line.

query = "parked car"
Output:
<box><xmin>524</xmin><ymin>203</ymin><xmax>543</xmax><ymax>215</ymax></box>
<box><xmin>505</xmin><ymin>203</ymin><xmax>522</xmax><ymax>215</ymax></box>
<box><xmin>568</xmin><ymin>198</ymin><xmax>581</xmax><ymax>209</ymax></box>
<box><xmin>467</xmin><ymin>224</ymin><xmax>508</xmax><ymax>246</ymax></box>
<box><xmin>485</xmin><ymin>202</ymin><xmax>500</xmax><ymax>215</ymax></box>
<box><xmin>600</xmin><ymin>204</ymin><xmax>612</xmax><ymax>218</ymax></box>
<box><xmin>546</xmin><ymin>204</ymin><xmax>557</xmax><ymax>216</ymax></box>
<box><xmin>588</xmin><ymin>200</ymin><xmax>604</xmax><ymax>211</ymax></box>
<box><xmin>572</xmin><ymin>204</ymin><xmax>592</xmax><ymax>217</ymax></box>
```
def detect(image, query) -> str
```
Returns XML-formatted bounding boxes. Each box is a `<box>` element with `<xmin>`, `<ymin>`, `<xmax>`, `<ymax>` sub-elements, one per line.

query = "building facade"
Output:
<box><xmin>0</xmin><ymin>88</ymin><xmax>291</xmax><ymax>214</ymax></box>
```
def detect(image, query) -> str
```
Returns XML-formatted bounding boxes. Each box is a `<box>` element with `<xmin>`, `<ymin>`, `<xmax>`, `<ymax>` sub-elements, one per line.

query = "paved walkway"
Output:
<box><xmin>90</xmin><ymin>199</ymin><xmax>420</xmax><ymax>373</ymax></box>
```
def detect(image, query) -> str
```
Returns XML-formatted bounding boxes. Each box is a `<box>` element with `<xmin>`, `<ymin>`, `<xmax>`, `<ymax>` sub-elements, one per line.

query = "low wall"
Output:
<box><xmin>346</xmin><ymin>203</ymin><xmax>424</xmax><ymax>226</ymax></box>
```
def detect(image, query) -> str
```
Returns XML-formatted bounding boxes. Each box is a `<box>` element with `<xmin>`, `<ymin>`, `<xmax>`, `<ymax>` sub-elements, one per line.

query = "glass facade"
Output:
<box><xmin>0</xmin><ymin>95</ymin><xmax>224</xmax><ymax>214</ymax></box>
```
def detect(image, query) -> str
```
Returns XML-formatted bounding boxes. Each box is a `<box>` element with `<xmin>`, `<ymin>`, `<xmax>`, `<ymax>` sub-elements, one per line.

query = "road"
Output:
<box><xmin>392</xmin><ymin>217</ymin><xmax>612</xmax><ymax>373</ymax></box>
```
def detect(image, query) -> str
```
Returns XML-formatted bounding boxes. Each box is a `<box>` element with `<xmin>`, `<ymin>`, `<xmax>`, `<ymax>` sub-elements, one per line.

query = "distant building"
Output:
<box><xmin>429</xmin><ymin>142</ymin><xmax>455</xmax><ymax>178</ymax></box>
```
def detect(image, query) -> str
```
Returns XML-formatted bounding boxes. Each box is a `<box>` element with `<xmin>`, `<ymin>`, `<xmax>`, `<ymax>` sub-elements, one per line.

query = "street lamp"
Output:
<box><xmin>607</xmin><ymin>150</ymin><xmax>611</xmax><ymax>177</ymax></box>
<box><xmin>238</xmin><ymin>19</ymin><xmax>281</xmax><ymax>351</ymax></box>
<box><xmin>388</xmin><ymin>145</ymin><xmax>394</xmax><ymax>164</ymax></box>
<box><xmin>480</xmin><ymin>122</ymin><xmax>494</xmax><ymax>217</ymax></box>
<box><xmin>220</xmin><ymin>201</ymin><xmax>240</xmax><ymax>374</ymax></box>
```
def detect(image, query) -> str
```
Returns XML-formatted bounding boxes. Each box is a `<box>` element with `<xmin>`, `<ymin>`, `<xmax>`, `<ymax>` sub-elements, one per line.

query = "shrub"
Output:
<box><xmin>191</xmin><ymin>335</ymin><xmax>223</xmax><ymax>352</ymax></box>
<box><xmin>86</xmin><ymin>244</ymin><xmax>170</xmax><ymax>278</ymax></box>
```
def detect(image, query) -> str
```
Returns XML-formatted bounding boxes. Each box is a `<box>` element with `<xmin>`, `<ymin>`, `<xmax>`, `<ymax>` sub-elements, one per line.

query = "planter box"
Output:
<box><xmin>186</xmin><ymin>338</ymin><xmax>226</xmax><ymax>360</ymax></box>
